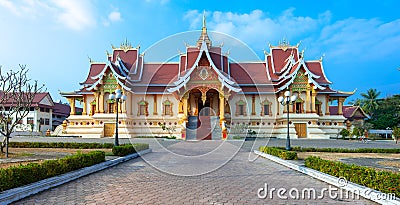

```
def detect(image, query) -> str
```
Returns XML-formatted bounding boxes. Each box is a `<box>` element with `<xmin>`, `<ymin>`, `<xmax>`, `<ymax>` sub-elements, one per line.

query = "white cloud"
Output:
<box><xmin>108</xmin><ymin>11</ymin><xmax>121</xmax><ymax>22</ymax></box>
<box><xmin>51</xmin><ymin>0</ymin><xmax>96</xmax><ymax>31</ymax></box>
<box><xmin>103</xmin><ymin>9</ymin><xmax>122</xmax><ymax>26</ymax></box>
<box><xmin>184</xmin><ymin>9</ymin><xmax>400</xmax><ymax>62</ymax></box>
<box><xmin>0</xmin><ymin>0</ymin><xmax>96</xmax><ymax>31</ymax></box>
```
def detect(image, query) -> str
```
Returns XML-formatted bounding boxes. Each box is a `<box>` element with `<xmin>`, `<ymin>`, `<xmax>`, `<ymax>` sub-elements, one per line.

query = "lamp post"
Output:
<box><xmin>278</xmin><ymin>90</ymin><xmax>297</xmax><ymax>151</ymax></box>
<box><xmin>109</xmin><ymin>89</ymin><xmax>126</xmax><ymax>146</ymax></box>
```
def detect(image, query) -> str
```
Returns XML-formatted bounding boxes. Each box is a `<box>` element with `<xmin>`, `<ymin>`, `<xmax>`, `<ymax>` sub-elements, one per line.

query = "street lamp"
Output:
<box><xmin>278</xmin><ymin>90</ymin><xmax>297</xmax><ymax>151</ymax></box>
<box><xmin>109</xmin><ymin>89</ymin><xmax>127</xmax><ymax>146</ymax></box>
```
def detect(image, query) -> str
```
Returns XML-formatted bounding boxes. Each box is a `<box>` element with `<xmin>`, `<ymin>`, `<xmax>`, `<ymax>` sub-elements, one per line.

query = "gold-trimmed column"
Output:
<box><xmin>219</xmin><ymin>93</ymin><xmax>227</xmax><ymax>139</ymax></box>
<box><xmin>99</xmin><ymin>91</ymin><xmax>105</xmax><ymax>113</ymax></box>
<box><xmin>153</xmin><ymin>94</ymin><xmax>158</xmax><ymax>115</ymax></box>
<box><xmin>325</xmin><ymin>95</ymin><xmax>330</xmax><ymax>115</ymax></box>
<box><xmin>183</xmin><ymin>94</ymin><xmax>189</xmax><ymax>120</ymax></box>
<box><xmin>82</xmin><ymin>96</ymin><xmax>87</xmax><ymax>115</ymax></box>
<box><xmin>67</xmin><ymin>98</ymin><xmax>76</xmax><ymax>115</ymax></box>
<box><xmin>251</xmin><ymin>94</ymin><xmax>256</xmax><ymax>115</ymax></box>
<box><xmin>311</xmin><ymin>91</ymin><xmax>317</xmax><ymax>113</ymax></box>
<box><xmin>306</xmin><ymin>88</ymin><xmax>311</xmax><ymax>113</ymax></box>
<box><xmin>219</xmin><ymin>93</ymin><xmax>225</xmax><ymax>123</ymax></box>
<box><xmin>338</xmin><ymin>97</ymin><xmax>344</xmax><ymax>115</ymax></box>
<box><xmin>94</xmin><ymin>92</ymin><xmax>99</xmax><ymax>114</ymax></box>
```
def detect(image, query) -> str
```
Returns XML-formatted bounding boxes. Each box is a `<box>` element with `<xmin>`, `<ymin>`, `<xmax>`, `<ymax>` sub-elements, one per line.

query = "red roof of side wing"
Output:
<box><xmin>186</xmin><ymin>48</ymin><xmax>200</xmax><ymax>70</ymax></box>
<box><xmin>139</xmin><ymin>63</ymin><xmax>179</xmax><ymax>85</ymax></box>
<box><xmin>112</xmin><ymin>49</ymin><xmax>138</xmax><ymax>70</ymax></box>
<box><xmin>81</xmin><ymin>63</ymin><xmax>105</xmax><ymax>85</ymax></box>
<box><xmin>305</xmin><ymin>61</ymin><xmax>331</xmax><ymax>84</ymax></box>
<box><xmin>271</xmin><ymin>48</ymin><xmax>298</xmax><ymax>73</ymax></box>
<box><xmin>230</xmin><ymin>63</ymin><xmax>269</xmax><ymax>84</ymax></box>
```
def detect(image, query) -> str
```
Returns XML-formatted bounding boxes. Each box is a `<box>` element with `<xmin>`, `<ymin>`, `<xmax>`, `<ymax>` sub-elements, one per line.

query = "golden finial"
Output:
<box><xmin>106</xmin><ymin>50</ymin><xmax>111</xmax><ymax>57</ymax></box>
<box><xmin>224</xmin><ymin>49</ymin><xmax>231</xmax><ymax>56</ymax></box>
<box><xmin>319</xmin><ymin>53</ymin><xmax>325</xmax><ymax>62</ymax></box>
<box><xmin>120</xmin><ymin>38</ymin><xmax>133</xmax><ymax>52</ymax></box>
<box><xmin>219</xmin><ymin>42</ymin><xmax>224</xmax><ymax>47</ymax></box>
<box><xmin>87</xmin><ymin>55</ymin><xmax>93</xmax><ymax>63</ymax></box>
<box><xmin>263</xmin><ymin>49</ymin><xmax>269</xmax><ymax>56</ymax></box>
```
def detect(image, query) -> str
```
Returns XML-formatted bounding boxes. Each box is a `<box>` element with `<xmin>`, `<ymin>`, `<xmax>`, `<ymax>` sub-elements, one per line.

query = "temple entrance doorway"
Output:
<box><xmin>186</xmin><ymin>88</ymin><xmax>222</xmax><ymax>140</ymax></box>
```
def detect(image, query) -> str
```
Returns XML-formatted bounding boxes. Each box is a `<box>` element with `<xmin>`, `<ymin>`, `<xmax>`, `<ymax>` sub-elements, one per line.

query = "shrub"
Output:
<box><xmin>8</xmin><ymin>142</ymin><xmax>114</xmax><ymax>149</ymax></box>
<box><xmin>275</xmin><ymin>146</ymin><xmax>400</xmax><ymax>153</ymax></box>
<box><xmin>0</xmin><ymin>151</ymin><xmax>105</xmax><ymax>192</ymax></box>
<box><xmin>259</xmin><ymin>146</ymin><xmax>298</xmax><ymax>160</ymax></box>
<box><xmin>305</xmin><ymin>156</ymin><xmax>400</xmax><ymax>197</ymax></box>
<box><xmin>112</xmin><ymin>143</ymin><xmax>149</xmax><ymax>156</ymax></box>
<box><xmin>339</xmin><ymin>129</ymin><xmax>350</xmax><ymax>139</ymax></box>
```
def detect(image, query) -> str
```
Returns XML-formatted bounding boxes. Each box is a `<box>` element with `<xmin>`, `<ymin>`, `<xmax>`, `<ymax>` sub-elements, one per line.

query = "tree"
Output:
<box><xmin>349</xmin><ymin>98</ymin><xmax>362</xmax><ymax>106</ymax></box>
<box><xmin>360</xmin><ymin>88</ymin><xmax>381</xmax><ymax>116</ymax></box>
<box><xmin>367</xmin><ymin>95</ymin><xmax>400</xmax><ymax>129</ymax></box>
<box><xmin>0</xmin><ymin>65</ymin><xmax>45</xmax><ymax>158</ymax></box>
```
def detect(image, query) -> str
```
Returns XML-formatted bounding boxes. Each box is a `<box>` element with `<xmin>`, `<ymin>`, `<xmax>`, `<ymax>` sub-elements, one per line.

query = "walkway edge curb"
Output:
<box><xmin>254</xmin><ymin>150</ymin><xmax>400</xmax><ymax>205</ymax></box>
<box><xmin>0</xmin><ymin>148</ymin><xmax>152</xmax><ymax>204</ymax></box>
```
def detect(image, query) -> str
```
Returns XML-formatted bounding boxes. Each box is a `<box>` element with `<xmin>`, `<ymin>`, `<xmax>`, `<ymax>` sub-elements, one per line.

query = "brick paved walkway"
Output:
<box><xmin>15</xmin><ymin>141</ymin><xmax>374</xmax><ymax>204</ymax></box>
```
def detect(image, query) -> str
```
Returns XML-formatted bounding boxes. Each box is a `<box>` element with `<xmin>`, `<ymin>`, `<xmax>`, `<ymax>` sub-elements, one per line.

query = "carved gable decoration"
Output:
<box><xmin>102</xmin><ymin>70</ymin><xmax>118</xmax><ymax>93</ymax></box>
<box><xmin>292</xmin><ymin>69</ymin><xmax>308</xmax><ymax>92</ymax></box>
<box><xmin>191</xmin><ymin>66</ymin><xmax>219</xmax><ymax>82</ymax></box>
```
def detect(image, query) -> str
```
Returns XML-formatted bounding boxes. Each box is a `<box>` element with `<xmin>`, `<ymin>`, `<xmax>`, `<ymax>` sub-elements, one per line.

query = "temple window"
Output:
<box><xmin>138</xmin><ymin>100</ymin><xmax>149</xmax><ymax>116</ymax></box>
<box><xmin>235</xmin><ymin>100</ymin><xmax>247</xmax><ymax>116</ymax></box>
<box><xmin>163</xmin><ymin>100</ymin><xmax>173</xmax><ymax>116</ymax></box>
<box><xmin>260</xmin><ymin>99</ymin><xmax>272</xmax><ymax>116</ymax></box>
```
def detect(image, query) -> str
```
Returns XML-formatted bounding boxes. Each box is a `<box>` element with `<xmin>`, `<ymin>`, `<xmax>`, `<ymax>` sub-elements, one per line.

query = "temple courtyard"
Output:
<box><xmin>5</xmin><ymin>137</ymin><xmax>399</xmax><ymax>204</ymax></box>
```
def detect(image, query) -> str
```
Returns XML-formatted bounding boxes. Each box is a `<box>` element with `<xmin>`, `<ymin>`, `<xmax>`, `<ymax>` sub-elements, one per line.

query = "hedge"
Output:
<box><xmin>8</xmin><ymin>142</ymin><xmax>115</xmax><ymax>149</ymax></box>
<box><xmin>259</xmin><ymin>146</ymin><xmax>298</xmax><ymax>160</ymax></box>
<box><xmin>275</xmin><ymin>146</ymin><xmax>400</xmax><ymax>153</ymax></box>
<box><xmin>112</xmin><ymin>143</ymin><xmax>149</xmax><ymax>156</ymax></box>
<box><xmin>305</xmin><ymin>156</ymin><xmax>400</xmax><ymax>197</ymax></box>
<box><xmin>0</xmin><ymin>151</ymin><xmax>105</xmax><ymax>192</ymax></box>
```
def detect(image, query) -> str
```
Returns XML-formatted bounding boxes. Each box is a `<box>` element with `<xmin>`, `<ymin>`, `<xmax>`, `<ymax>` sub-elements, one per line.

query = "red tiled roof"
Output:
<box><xmin>112</xmin><ymin>49</ymin><xmax>138</xmax><ymax>70</ymax></box>
<box><xmin>271</xmin><ymin>48</ymin><xmax>298</xmax><ymax>73</ymax></box>
<box><xmin>81</xmin><ymin>63</ymin><xmax>104</xmax><ymax>85</ymax></box>
<box><xmin>0</xmin><ymin>92</ymin><xmax>52</xmax><ymax>107</ymax></box>
<box><xmin>329</xmin><ymin>106</ymin><xmax>367</xmax><ymax>118</ymax></box>
<box><xmin>305</xmin><ymin>61</ymin><xmax>331</xmax><ymax>84</ymax></box>
<box><xmin>230</xmin><ymin>62</ymin><xmax>270</xmax><ymax>84</ymax></box>
<box><xmin>53</xmin><ymin>102</ymin><xmax>71</xmax><ymax>116</ymax></box>
<box><xmin>141</xmin><ymin>63</ymin><xmax>180</xmax><ymax>85</ymax></box>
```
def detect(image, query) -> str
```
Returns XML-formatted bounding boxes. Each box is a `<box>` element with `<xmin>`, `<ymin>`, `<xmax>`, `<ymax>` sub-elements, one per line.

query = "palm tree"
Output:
<box><xmin>349</xmin><ymin>98</ymin><xmax>362</xmax><ymax>106</ymax></box>
<box><xmin>360</xmin><ymin>88</ymin><xmax>381</xmax><ymax>116</ymax></box>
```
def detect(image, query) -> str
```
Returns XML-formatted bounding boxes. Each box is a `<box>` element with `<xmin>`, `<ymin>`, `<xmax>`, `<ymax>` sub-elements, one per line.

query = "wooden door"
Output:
<box><xmin>294</xmin><ymin>123</ymin><xmax>307</xmax><ymax>138</ymax></box>
<box><xmin>104</xmin><ymin>123</ymin><xmax>115</xmax><ymax>137</ymax></box>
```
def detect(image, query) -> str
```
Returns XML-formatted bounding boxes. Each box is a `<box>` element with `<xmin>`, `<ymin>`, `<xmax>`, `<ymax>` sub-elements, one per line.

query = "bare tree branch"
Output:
<box><xmin>0</xmin><ymin>65</ymin><xmax>45</xmax><ymax>157</ymax></box>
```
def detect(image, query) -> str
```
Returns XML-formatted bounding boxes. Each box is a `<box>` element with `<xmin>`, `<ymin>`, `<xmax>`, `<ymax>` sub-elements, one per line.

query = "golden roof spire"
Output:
<box><xmin>197</xmin><ymin>10</ymin><xmax>212</xmax><ymax>48</ymax></box>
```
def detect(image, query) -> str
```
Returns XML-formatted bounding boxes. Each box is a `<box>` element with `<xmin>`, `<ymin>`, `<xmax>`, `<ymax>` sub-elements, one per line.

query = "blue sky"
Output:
<box><xmin>0</xmin><ymin>0</ymin><xmax>399</xmax><ymax>104</ymax></box>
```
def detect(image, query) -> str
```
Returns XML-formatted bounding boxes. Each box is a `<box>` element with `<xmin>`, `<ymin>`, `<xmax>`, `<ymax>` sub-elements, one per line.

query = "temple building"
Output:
<box><xmin>61</xmin><ymin>17</ymin><xmax>354</xmax><ymax>139</ymax></box>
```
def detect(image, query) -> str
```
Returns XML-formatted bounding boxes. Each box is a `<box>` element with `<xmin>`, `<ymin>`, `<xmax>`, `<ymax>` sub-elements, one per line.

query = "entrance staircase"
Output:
<box><xmin>186</xmin><ymin>116</ymin><xmax>221</xmax><ymax>140</ymax></box>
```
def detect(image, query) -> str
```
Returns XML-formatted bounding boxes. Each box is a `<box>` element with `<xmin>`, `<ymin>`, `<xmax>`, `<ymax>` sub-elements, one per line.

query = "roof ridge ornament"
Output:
<box><xmin>120</xmin><ymin>38</ymin><xmax>133</xmax><ymax>52</ymax></box>
<box><xmin>278</xmin><ymin>38</ymin><xmax>290</xmax><ymax>51</ymax></box>
<box><xmin>196</xmin><ymin>10</ymin><xmax>212</xmax><ymax>49</ymax></box>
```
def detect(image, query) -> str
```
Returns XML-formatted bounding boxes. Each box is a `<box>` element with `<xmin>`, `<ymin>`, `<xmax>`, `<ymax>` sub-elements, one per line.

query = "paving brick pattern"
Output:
<box><xmin>14</xmin><ymin>141</ymin><xmax>375</xmax><ymax>205</ymax></box>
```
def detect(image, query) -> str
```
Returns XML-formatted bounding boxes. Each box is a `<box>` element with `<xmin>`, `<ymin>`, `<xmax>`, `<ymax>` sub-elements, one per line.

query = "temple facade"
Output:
<box><xmin>61</xmin><ymin>19</ymin><xmax>354</xmax><ymax>139</ymax></box>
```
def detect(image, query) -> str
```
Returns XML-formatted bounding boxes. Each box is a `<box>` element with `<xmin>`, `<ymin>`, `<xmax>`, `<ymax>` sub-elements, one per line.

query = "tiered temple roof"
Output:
<box><xmin>66</xmin><ymin>19</ymin><xmax>353</xmax><ymax>98</ymax></box>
